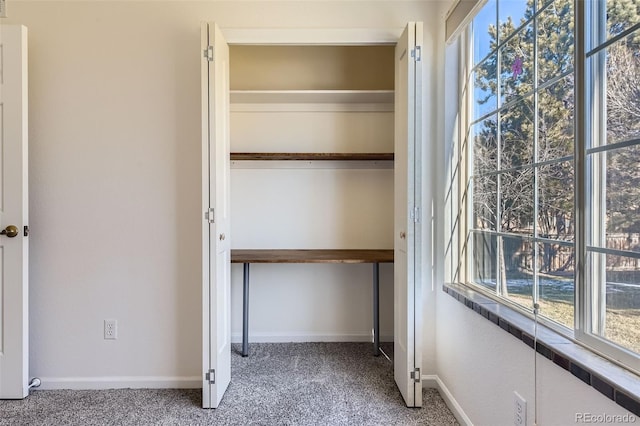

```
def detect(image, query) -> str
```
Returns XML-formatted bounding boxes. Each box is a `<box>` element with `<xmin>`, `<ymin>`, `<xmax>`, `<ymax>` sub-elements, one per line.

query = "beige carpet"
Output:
<box><xmin>1</xmin><ymin>343</ymin><xmax>459</xmax><ymax>425</ymax></box>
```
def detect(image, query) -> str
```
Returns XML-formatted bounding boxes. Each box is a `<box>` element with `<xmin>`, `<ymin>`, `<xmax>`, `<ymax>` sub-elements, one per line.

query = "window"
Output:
<box><xmin>449</xmin><ymin>0</ymin><xmax>640</xmax><ymax>374</ymax></box>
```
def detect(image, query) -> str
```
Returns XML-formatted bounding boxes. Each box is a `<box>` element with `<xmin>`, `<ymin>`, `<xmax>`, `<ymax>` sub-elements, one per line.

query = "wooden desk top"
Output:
<box><xmin>230</xmin><ymin>153</ymin><xmax>394</xmax><ymax>161</ymax></box>
<box><xmin>231</xmin><ymin>249</ymin><xmax>393</xmax><ymax>264</ymax></box>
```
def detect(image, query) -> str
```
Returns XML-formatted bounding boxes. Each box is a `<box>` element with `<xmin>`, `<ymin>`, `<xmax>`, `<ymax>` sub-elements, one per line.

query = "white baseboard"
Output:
<box><xmin>231</xmin><ymin>332</ymin><xmax>394</xmax><ymax>343</ymax></box>
<box><xmin>422</xmin><ymin>374</ymin><xmax>473</xmax><ymax>426</ymax></box>
<box><xmin>36</xmin><ymin>376</ymin><xmax>201</xmax><ymax>390</ymax></box>
<box><xmin>422</xmin><ymin>374</ymin><xmax>439</xmax><ymax>389</ymax></box>
<box><xmin>36</xmin><ymin>338</ymin><xmax>393</xmax><ymax>391</ymax></box>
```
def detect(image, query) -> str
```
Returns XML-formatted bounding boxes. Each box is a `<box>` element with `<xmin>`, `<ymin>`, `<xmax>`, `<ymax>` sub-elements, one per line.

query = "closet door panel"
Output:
<box><xmin>201</xmin><ymin>22</ymin><xmax>231</xmax><ymax>409</ymax></box>
<box><xmin>394</xmin><ymin>21</ymin><xmax>423</xmax><ymax>408</ymax></box>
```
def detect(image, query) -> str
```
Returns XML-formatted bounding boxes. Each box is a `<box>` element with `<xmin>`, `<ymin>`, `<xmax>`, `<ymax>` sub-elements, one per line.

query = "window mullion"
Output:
<box><xmin>494</xmin><ymin>1</ymin><xmax>503</xmax><ymax>297</ymax></box>
<box><xmin>584</xmin><ymin>0</ymin><xmax>609</xmax><ymax>338</ymax></box>
<box><xmin>574</xmin><ymin>0</ymin><xmax>588</xmax><ymax>340</ymax></box>
<box><xmin>463</xmin><ymin>27</ymin><xmax>473</xmax><ymax>285</ymax></box>
<box><xmin>594</xmin><ymin>0</ymin><xmax>608</xmax><ymax>338</ymax></box>
<box><xmin>532</xmin><ymin>3</ymin><xmax>540</xmax><ymax>310</ymax></box>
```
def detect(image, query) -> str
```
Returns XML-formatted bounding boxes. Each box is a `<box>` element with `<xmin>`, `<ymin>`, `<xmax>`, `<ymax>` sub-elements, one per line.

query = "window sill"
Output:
<box><xmin>443</xmin><ymin>283</ymin><xmax>640</xmax><ymax>417</ymax></box>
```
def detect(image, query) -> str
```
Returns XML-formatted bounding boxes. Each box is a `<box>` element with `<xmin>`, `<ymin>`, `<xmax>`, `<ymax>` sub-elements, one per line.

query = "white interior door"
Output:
<box><xmin>0</xmin><ymin>25</ymin><xmax>29</xmax><ymax>400</ymax></box>
<box><xmin>201</xmin><ymin>22</ymin><xmax>231</xmax><ymax>409</ymax></box>
<box><xmin>394</xmin><ymin>21</ymin><xmax>423</xmax><ymax>408</ymax></box>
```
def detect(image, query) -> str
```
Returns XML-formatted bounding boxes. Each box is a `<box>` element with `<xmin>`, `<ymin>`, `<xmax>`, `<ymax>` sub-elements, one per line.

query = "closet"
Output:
<box><xmin>201</xmin><ymin>23</ymin><xmax>423</xmax><ymax>410</ymax></box>
<box><xmin>229</xmin><ymin>44</ymin><xmax>395</xmax><ymax>363</ymax></box>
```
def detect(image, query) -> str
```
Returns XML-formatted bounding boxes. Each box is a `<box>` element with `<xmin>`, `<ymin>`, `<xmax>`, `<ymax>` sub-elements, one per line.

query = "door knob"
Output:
<box><xmin>1</xmin><ymin>225</ymin><xmax>19</xmax><ymax>238</ymax></box>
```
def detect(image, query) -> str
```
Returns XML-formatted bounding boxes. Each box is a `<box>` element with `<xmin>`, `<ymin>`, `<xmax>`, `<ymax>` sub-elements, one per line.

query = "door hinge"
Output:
<box><xmin>410</xmin><ymin>367</ymin><xmax>421</xmax><ymax>383</ymax></box>
<box><xmin>410</xmin><ymin>206</ymin><xmax>421</xmax><ymax>223</ymax></box>
<box><xmin>205</xmin><ymin>369</ymin><xmax>215</xmax><ymax>384</ymax></box>
<box><xmin>205</xmin><ymin>208</ymin><xmax>215</xmax><ymax>224</ymax></box>
<box><xmin>203</xmin><ymin>45</ymin><xmax>214</xmax><ymax>62</ymax></box>
<box><xmin>411</xmin><ymin>46</ymin><xmax>422</xmax><ymax>62</ymax></box>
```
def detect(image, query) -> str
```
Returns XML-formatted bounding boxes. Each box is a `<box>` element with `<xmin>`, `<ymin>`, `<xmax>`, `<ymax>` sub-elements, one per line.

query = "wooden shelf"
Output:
<box><xmin>231</xmin><ymin>249</ymin><xmax>394</xmax><ymax>264</ymax></box>
<box><xmin>230</xmin><ymin>152</ymin><xmax>394</xmax><ymax>161</ymax></box>
<box><xmin>230</xmin><ymin>90</ymin><xmax>394</xmax><ymax>104</ymax></box>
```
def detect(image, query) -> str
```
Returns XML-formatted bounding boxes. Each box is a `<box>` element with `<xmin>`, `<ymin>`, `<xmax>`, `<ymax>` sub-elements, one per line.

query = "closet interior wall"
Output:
<box><xmin>228</xmin><ymin>45</ymin><xmax>397</xmax><ymax>343</ymax></box>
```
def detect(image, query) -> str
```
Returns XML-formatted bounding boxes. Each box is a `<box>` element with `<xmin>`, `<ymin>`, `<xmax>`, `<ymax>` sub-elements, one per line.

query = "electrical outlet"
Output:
<box><xmin>514</xmin><ymin>392</ymin><xmax>527</xmax><ymax>426</ymax></box>
<box><xmin>104</xmin><ymin>319</ymin><xmax>118</xmax><ymax>340</ymax></box>
<box><xmin>0</xmin><ymin>0</ymin><xmax>6</xmax><ymax>18</ymax></box>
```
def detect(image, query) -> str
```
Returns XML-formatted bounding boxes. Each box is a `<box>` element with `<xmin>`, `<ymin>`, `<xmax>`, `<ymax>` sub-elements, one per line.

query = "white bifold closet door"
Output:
<box><xmin>394</xmin><ymin>21</ymin><xmax>423</xmax><ymax>408</ymax></box>
<box><xmin>0</xmin><ymin>25</ymin><xmax>30</xmax><ymax>400</ymax></box>
<box><xmin>201</xmin><ymin>21</ymin><xmax>423</xmax><ymax>409</ymax></box>
<box><xmin>201</xmin><ymin>22</ymin><xmax>231</xmax><ymax>409</ymax></box>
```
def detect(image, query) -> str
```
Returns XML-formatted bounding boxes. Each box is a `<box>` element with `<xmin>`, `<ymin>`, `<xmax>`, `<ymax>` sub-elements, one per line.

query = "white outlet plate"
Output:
<box><xmin>104</xmin><ymin>319</ymin><xmax>118</xmax><ymax>340</ymax></box>
<box><xmin>514</xmin><ymin>391</ymin><xmax>527</xmax><ymax>426</ymax></box>
<box><xmin>0</xmin><ymin>0</ymin><xmax>7</xmax><ymax>18</ymax></box>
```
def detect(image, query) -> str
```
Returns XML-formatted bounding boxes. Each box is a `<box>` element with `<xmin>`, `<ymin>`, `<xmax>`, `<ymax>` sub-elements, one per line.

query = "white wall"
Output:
<box><xmin>436</xmin><ymin>292</ymin><xmax>635</xmax><ymax>425</ymax></box>
<box><xmin>6</xmin><ymin>0</ymin><xmax>443</xmax><ymax>388</ymax></box>
<box><xmin>230</xmin><ymin>107</ymin><xmax>395</xmax><ymax>342</ymax></box>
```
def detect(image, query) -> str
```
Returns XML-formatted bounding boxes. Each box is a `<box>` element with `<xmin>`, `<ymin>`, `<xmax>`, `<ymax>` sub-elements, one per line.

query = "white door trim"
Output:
<box><xmin>222</xmin><ymin>28</ymin><xmax>403</xmax><ymax>45</ymax></box>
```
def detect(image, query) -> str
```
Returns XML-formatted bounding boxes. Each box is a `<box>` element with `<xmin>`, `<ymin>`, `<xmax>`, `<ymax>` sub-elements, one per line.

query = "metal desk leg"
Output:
<box><xmin>242</xmin><ymin>263</ymin><xmax>250</xmax><ymax>357</ymax></box>
<box><xmin>373</xmin><ymin>263</ymin><xmax>380</xmax><ymax>356</ymax></box>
